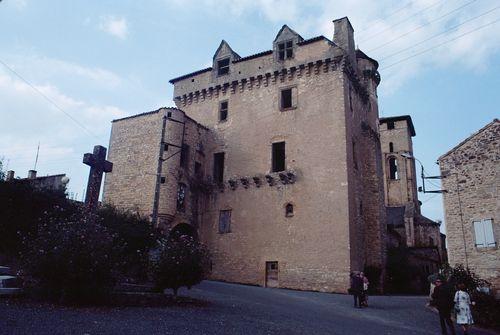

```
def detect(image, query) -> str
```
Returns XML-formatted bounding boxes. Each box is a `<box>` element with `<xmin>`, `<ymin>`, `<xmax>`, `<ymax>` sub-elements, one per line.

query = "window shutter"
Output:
<box><xmin>483</xmin><ymin>219</ymin><xmax>496</xmax><ymax>246</ymax></box>
<box><xmin>473</xmin><ymin>221</ymin><xmax>485</xmax><ymax>247</ymax></box>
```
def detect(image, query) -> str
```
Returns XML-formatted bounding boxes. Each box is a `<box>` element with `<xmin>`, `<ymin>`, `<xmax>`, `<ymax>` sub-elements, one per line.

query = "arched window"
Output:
<box><xmin>389</xmin><ymin>157</ymin><xmax>399</xmax><ymax>180</ymax></box>
<box><xmin>285</xmin><ymin>203</ymin><xmax>294</xmax><ymax>217</ymax></box>
<box><xmin>389</xmin><ymin>142</ymin><xmax>394</xmax><ymax>153</ymax></box>
<box><xmin>177</xmin><ymin>183</ymin><xmax>187</xmax><ymax>211</ymax></box>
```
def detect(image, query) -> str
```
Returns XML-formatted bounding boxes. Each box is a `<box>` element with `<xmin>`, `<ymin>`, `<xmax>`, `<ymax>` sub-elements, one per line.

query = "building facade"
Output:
<box><xmin>439</xmin><ymin>119</ymin><xmax>499</xmax><ymax>296</ymax></box>
<box><xmin>104</xmin><ymin>17</ymin><xmax>387</xmax><ymax>293</ymax></box>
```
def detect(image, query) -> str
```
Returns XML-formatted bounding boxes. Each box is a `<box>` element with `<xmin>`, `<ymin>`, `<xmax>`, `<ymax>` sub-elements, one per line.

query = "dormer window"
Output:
<box><xmin>217</xmin><ymin>58</ymin><xmax>230</xmax><ymax>76</ymax></box>
<box><xmin>278</xmin><ymin>40</ymin><xmax>293</xmax><ymax>60</ymax></box>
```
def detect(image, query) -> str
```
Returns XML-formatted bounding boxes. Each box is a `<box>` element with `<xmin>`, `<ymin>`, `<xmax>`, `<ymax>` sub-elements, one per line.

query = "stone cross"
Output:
<box><xmin>83</xmin><ymin>145</ymin><xmax>112</xmax><ymax>212</ymax></box>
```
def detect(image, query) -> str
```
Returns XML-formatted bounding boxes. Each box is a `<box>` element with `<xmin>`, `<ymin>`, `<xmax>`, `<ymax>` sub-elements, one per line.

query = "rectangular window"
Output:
<box><xmin>278</xmin><ymin>40</ymin><xmax>293</xmax><ymax>60</ymax></box>
<box><xmin>272</xmin><ymin>142</ymin><xmax>286</xmax><ymax>172</ymax></box>
<box><xmin>217</xmin><ymin>58</ymin><xmax>230</xmax><ymax>76</ymax></box>
<box><xmin>218</xmin><ymin>210</ymin><xmax>231</xmax><ymax>234</ymax></box>
<box><xmin>180</xmin><ymin>144</ymin><xmax>190</xmax><ymax>168</ymax></box>
<box><xmin>352</xmin><ymin>141</ymin><xmax>358</xmax><ymax>170</ymax></box>
<box><xmin>474</xmin><ymin>219</ymin><xmax>496</xmax><ymax>248</ymax></box>
<box><xmin>387</xmin><ymin>121</ymin><xmax>395</xmax><ymax>130</ymax></box>
<box><xmin>160</xmin><ymin>176</ymin><xmax>166</xmax><ymax>184</ymax></box>
<box><xmin>281</xmin><ymin>89</ymin><xmax>292</xmax><ymax>109</ymax></box>
<box><xmin>195</xmin><ymin>162</ymin><xmax>202</xmax><ymax>176</ymax></box>
<box><xmin>219</xmin><ymin>101</ymin><xmax>228</xmax><ymax>122</ymax></box>
<box><xmin>213</xmin><ymin>152</ymin><xmax>225</xmax><ymax>184</ymax></box>
<box><xmin>280</xmin><ymin>86</ymin><xmax>298</xmax><ymax>111</ymax></box>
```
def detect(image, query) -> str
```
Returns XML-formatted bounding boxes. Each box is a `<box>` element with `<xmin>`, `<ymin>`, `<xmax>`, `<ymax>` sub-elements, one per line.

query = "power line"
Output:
<box><xmin>359</xmin><ymin>0</ymin><xmax>446</xmax><ymax>43</ymax></box>
<box><xmin>380</xmin><ymin>17</ymin><xmax>500</xmax><ymax>70</ymax></box>
<box><xmin>367</xmin><ymin>0</ymin><xmax>478</xmax><ymax>53</ymax></box>
<box><xmin>378</xmin><ymin>5</ymin><xmax>500</xmax><ymax>61</ymax></box>
<box><xmin>358</xmin><ymin>1</ymin><xmax>415</xmax><ymax>33</ymax></box>
<box><xmin>0</xmin><ymin>58</ymin><xmax>100</xmax><ymax>140</ymax></box>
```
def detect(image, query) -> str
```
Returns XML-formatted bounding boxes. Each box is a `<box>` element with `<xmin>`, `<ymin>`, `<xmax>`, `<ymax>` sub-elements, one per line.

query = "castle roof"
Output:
<box><xmin>438</xmin><ymin>118</ymin><xmax>499</xmax><ymax>161</ymax></box>
<box><xmin>169</xmin><ymin>35</ymin><xmax>336</xmax><ymax>84</ymax></box>
<box><xmin>379</xmin><ymin>115</ymin><xmax>416</xmax><ymax>136</ymax></box>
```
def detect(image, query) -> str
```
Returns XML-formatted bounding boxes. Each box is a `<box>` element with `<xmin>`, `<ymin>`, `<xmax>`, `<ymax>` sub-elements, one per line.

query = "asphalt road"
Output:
<box><xmin>0</xmin><ymin>280</ymin><xmax>497</xmax><ymax>335</ymax></box>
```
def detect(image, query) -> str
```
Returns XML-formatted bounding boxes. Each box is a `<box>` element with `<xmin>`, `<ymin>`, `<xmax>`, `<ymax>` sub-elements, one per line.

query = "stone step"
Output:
<box><xmin>0</xmin><ymin>275</ymin><xmax>22</xmax><ymax>288</ymax></box>
<box><xmin>0</xmin><ymin>266</ymin><xmax>12</xmax><ymax>276</ymax></box>
<box><xmin>0</xmin><ymin>288</ymin><xmax>22</xmax><ymax>296</ymax></box>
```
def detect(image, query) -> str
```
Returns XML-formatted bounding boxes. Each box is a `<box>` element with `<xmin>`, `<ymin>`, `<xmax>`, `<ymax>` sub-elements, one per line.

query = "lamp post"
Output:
<box><xmin>400</xmin><ymin>152</ymin><xmax>446</xmax><ymax>194</ymax></box>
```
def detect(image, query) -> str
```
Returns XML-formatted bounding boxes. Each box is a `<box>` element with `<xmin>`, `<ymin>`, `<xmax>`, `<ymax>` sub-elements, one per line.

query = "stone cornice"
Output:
<box><xmin>174</xmin><ymin>56</ymin><xmax>345</xmax><ymax>107</ymax></box>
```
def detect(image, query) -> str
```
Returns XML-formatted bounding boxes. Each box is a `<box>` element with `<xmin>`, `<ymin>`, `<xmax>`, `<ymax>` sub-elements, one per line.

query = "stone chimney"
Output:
<box><xmin>333</xmin><ymin>17</ymin><xmax>355</xmax><ymax>65</ymax></box>
<box><xmin>28</xmin><ymin>170</ymin><xmax>37</xmax><ymax>179</ymax></box>
<box><xmin>6</xmin><ymin>170</ymin><xmax>15</xmax><ymax>181</ymax></box>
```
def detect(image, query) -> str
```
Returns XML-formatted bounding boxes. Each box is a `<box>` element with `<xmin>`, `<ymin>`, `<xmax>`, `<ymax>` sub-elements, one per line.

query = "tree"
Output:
<box><xmin>150</xmin><ymin>235</ymin><xmax>211</xmax><ymax>297</ymax></box>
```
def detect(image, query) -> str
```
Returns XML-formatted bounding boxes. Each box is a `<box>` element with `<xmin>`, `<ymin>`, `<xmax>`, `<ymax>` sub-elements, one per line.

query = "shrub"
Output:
<box><xmin>97</xmin><ymin>205</ymin><xmax>161</xmax><ymax>282</ymax></box>
<box><xmin>19</xmin><ymin>209</ymin><xmax>120</xmax><ymax>304</ymax></box>
<box><xmin>0</xmin><ymin>180</ymin><xmax>73</xmax><ymax>256</ymax></box>
<box><xmin>440</xmin><ymin>264</ymin><xmax>499</xmax><ymax>331</ymax></box>
<box><xmin>150</xmin><ymin>235</ymin><xmax>211</xmax><ymax>296</ymax></box>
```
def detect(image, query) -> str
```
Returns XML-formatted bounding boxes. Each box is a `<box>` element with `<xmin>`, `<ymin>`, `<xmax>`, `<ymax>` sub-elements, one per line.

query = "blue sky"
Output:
<box><xmin>1</xmin><ymin>0</ymin><xmax>499</xmax><ymax>230</ymax></box>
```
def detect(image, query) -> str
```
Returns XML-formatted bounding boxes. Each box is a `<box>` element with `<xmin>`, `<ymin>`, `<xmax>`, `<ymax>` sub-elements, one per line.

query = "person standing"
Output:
<box><xmin>454</xmin><ymin>283</ymin><xmax>474</xmax><ymax>335</ymax></box>
<box><xmin>360</xmin><ymin>272</ymin><xmax>369</xmax><ymax>307</ymax></box>
<box><xmin>350</xmin><ymin>272</ymin><xmax>363</xmax><ymax>308</ymax></box>
<box><xmin>432</xmin><ymin>278</ymin><xmax>456</xmax><ymax>335</ymax></box>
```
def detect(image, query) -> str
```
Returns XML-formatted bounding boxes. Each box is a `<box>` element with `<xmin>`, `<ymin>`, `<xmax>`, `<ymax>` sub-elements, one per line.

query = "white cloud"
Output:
<box><xmin>165</xmin><ymin>0</ymin><xmax>500</xmax><ymax>93</ymax></box>
<box><xmin>99</xmin><ymin>15</ymin><xmax>128</xmax><ymax>40</ymax></box>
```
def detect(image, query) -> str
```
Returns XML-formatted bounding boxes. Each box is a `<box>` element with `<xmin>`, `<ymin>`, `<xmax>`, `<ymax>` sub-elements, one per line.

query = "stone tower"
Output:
<box><xmin>104</xmin><ymin>17</ymin><xmax>387</xmax><ymax>293</ymax></box>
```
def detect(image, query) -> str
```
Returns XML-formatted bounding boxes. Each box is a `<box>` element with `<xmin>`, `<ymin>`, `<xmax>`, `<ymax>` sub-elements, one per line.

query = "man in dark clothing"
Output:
<box><xmin>431</xmin><ymin>279</ymin><xmax>456</xmax><ymax>335</ymax></box>
<box><xmin>350</xmin><ymin>272</ymin><xmax>363</xmax><ymax>308</ymax></box>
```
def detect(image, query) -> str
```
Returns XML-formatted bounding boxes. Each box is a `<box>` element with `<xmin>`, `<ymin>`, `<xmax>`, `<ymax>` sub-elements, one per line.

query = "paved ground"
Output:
<box><xmin>0</xmin><ymin>280</ymin><xmax>497</xmax><ymax>335</ymax></box>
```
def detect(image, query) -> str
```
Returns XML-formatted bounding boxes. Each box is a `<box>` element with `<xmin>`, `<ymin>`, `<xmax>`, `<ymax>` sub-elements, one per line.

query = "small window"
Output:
<box><xmin>389</xmin><ymin>142</ymin><xmax>394</xmax><ymax>153</ymax></box>
<box><xmin>349</xmin><ymin>86</ymin><xmax>353</xmax><ymax>114</ymax></box>
<box><xmin>278</xmin><ymin>40</ymin><xmax>293</xmax><ymax>60</ymax></box>
<box><xmin>352</xmin><ymin>141</ymin><xmax>358</xmax><ymax>170</ymax></box>
<box><xmin>285</xmin><ymin>203</ymin><xmax>294</xmax><ymax>217</ymax></box>
<box><xmin>387</xmin><ymin>121</ymin><xmax>395</xmax><ymax>130</ymax></box>
<box><xmin>180</xmin><ymin>144</ymin><xmax>190</xmax><ymax>169</ymax></box>
<box><xmin>219</xmin><ymin>101</ymin><xmax>228</xmax><ymax>122</ymax></box>
<box><xmin>164</xmin><ymin>143</ymin><xmax>169</xmax><ymax>151</ymax></box>
<box><xmin>218</xmin><ymin>210</ymin><xmax>231</xmax><ymax>234</ymax></box>
<box><xmin>160</xmin><ymin>176</ymin><xmax>166</xmax><ymax>184</ymax></box>
<box><xmin>167</xmin><ymin>111</ymin><xmax>172</xmax><ymax>118</ymax></box>
<box><xmin>195</xmin><ymin>162</ymin><xmax>202</xmax><ymax>176</ymax></box>
<box><xmin>281</xmin><ymin>88</ymin><xmax>292</xmax><ymax>109</ymax></box>
<box><xmin>429</xmin><ymin>236</ymin><xmax>434</xmax><ymax>246</ymax></box>
<box><xmin>474</xmin><ymin>219</ymin><xmax>496</xmax><ymax>248</ymax></box>
<box><xmin>213</xmin><ymin>152</ymin><xmax>225</xmax><ymax>184</ymax></box>
<box><xmin>177</xmin><ymin>183</ymin><xmax>187</xmax><ymax>212</ymax></box>
<box><xmin>389</xmin><ymin>157</ymin><xmax>398</xmax><ymax>180</ymax></box>
<box><xmin>217</xmin><ymin>58</ymin><xmax>230</xmax><ymax>76</ymax></box>
<box><xmin>272</xmin><ymin>142</ymin><xmax>285</xmax><ymax>172</ymax></box>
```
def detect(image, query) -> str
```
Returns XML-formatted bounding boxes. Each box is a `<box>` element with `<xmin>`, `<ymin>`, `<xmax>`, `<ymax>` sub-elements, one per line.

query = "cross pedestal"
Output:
<box><xmin>83</xmin><ymin>145</ymin><xmax>113</xmax><ymax>213</ymax></box>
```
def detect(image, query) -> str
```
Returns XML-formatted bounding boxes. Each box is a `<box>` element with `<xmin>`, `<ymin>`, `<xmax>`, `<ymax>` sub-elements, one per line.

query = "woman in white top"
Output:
<box><xmin>454</xmin><ymin>283</ymin><xmax>474</xmax><ymax>335</ymax></box>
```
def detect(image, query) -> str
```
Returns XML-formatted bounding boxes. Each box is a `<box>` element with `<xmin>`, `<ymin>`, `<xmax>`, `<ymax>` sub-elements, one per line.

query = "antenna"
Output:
<box><xmin>34</xmin><ymin>142</ymin><xmax>40</xmax><ymax>170</ymax></box>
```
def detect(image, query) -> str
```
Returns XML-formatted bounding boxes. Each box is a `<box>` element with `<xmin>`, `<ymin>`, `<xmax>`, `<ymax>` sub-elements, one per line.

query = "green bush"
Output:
<box><xmin>19</xmin><ymin>210</ymin><xmax>119</xmax><ymax>304</ymax></box>
<box><xmin>150</xmin><ymin>236</ymin><xmax>211</xmax><ymax>296</ymax></box>
<box><xmin>0</xmin><ymin>180</ymin><xmax>74</xmax><ymax>256</ymax></box>
<box><xmin>440</xmin><ymin>264</ymin><xmax>499</xmax><ymax>331</ymax></box>
<box><xmin>97</xmin><ymin>205</ymin><xmax>160</xmax><ymax>282</ymax></box>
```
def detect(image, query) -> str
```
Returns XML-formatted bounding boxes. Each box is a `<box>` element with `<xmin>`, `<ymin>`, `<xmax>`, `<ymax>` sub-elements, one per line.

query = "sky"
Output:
<box><xmin>0</xmin><ymin>0</ymin><xmax>499</xmax><ymax>232</ymax></box>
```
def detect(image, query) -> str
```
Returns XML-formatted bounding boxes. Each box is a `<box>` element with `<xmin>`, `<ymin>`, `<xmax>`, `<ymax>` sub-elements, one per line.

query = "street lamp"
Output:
<box><xmin>400</xmin><ymin>152</ymin><xmax>447</xmax><ymax>194</ymax></box>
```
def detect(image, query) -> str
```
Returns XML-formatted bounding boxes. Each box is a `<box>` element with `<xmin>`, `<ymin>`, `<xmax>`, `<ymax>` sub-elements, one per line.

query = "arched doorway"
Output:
<box><xmin>169</xmin><ymin>223</ymin><xmax>197</xmax><ymax>240</ymax></box>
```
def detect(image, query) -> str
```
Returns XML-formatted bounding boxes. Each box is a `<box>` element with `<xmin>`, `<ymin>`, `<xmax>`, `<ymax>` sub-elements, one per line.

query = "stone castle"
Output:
<box><xmin>103</xmin><ymin>17</ymin><xmax>442</xmax><ymax>293</ymax></box>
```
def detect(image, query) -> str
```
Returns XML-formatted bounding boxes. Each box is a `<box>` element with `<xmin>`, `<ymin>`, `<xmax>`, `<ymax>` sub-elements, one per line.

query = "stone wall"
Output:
<box><xmin>103</xmin><ymin>109</ymin><xmax>165</xmax><ymax>218</ymax></box>
<box><xmin>439</xmin><ymin>119</ymin><xmax>499</xmax><ymax>295</ymax></box>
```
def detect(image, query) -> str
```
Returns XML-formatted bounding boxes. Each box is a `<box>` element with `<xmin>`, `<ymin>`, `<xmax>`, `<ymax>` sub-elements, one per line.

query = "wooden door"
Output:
<box><xmin>265</xmin><ymin>261</ymin><xmax>279</xmax><ymax>288</ymax></box>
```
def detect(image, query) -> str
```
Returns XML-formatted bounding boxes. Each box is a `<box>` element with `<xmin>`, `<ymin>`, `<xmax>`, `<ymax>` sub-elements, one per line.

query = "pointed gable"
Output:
<box><xmin>273</xmin><ymin>25</ymin><xmax>303</xmax><ymax>61</ymax></box>
<box><xmin>212</xmin><ymin>40</ymin><xmax>240</xmax><ymax>76</ymax></box>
